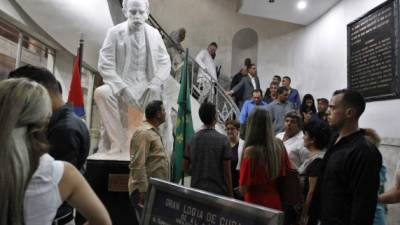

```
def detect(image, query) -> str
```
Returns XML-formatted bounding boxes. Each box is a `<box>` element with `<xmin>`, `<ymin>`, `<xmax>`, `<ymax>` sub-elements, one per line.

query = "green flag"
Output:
<box><xmin>172</xmin><ymin>52</ymin><xmax>194</xmax><ymax>183</ymax></box>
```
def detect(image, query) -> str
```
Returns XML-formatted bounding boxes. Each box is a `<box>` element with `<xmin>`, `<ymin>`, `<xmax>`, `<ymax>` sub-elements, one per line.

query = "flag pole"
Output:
<box><xmin>181</xmin><ymin>48</ymin><xmax>189</xmax><ymax>185</ymax></box>
<box><xmin>78</xmin><ymin>33</ymin><xmax>84</xmax><ymax>76</ymax></box>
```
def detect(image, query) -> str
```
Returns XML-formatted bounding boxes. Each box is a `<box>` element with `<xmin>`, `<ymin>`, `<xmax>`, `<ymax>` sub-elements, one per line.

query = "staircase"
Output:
<box><xmin>147</xmin><ymin>15</ymin><xmax>240</xmax><ymax>131</ymax></box>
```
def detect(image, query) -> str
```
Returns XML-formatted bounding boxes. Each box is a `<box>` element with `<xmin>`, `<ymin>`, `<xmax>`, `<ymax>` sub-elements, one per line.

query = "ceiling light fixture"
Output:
<box><xmin>297</xmin><ymin>1</ymin><xmax>307</xmax><ymax>10</ymax></box>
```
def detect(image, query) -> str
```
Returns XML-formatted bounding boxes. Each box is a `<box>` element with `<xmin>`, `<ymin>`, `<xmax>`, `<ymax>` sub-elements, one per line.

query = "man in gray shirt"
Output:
<box><xmin>266</xmin><ymin>86</ymin><xmax>294</xmax><ymax>134</ymax></box>
<box><xmin>183</xmin><ymin>102</ymin><xmax>233</xmax><ymax>197</ymax></box>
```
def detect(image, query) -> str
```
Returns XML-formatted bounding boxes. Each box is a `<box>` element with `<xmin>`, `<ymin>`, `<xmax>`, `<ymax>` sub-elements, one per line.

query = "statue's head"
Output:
<box><xmin>122</xmin><ymin>0</ymin><xmax>150</xmax><ymax>29</ymax></box>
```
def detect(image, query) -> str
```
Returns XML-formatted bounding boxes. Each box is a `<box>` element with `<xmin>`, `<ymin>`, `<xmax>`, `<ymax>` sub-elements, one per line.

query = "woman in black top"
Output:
<box><xmin>300</xmin><ymin>94</ymin><xmax>318</xmax><ymax>125</ymax></box>
<box><xmin>298</xmin><ymin>121</ymin><xmax>330</xmax><ymax>225</ymax></box>
<box><xmin>225</xmin><ymin>120</ymin><xmax>240</xmax><ymax>198</ymax></box>
<box><xmin>300</xmin><ymin>94</ymin><xmax>317</xmax><ymax>114</ymax></box>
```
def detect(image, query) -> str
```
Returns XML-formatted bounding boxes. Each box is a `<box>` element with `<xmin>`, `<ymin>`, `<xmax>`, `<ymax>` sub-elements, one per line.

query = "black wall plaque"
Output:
<box><xmin>348</xmin><ymin>0</ymin><xmax>400</xmax><ymax>101</ymax></box>
<box><xmin>141</xmin><ymin>178</ymin><xmax>283</xmax><ymax>225</ymax></box>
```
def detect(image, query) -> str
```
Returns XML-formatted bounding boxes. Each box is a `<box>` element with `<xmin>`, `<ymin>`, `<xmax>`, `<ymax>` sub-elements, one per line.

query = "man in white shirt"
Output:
<box><xmin>195</xmin><ymin>42</ymin><xmax>218</xmax><ymax>102</ymax></box>
<box><xmin>94</xmin><ymin>0</ymin><xmax>172</xmax><ymax>154</ymax></box>
<box><xmin>276</xmin><ymin>111</ymin><xmax>309</xmax><ymax>169</ymax></box>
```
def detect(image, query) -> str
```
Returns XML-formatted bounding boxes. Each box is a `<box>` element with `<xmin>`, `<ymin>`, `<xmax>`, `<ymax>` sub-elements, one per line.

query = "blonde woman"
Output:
<box><xmin>239</xmin><ymin>108</ymin><xmax>290</xmax><ymax>210</ymax></box>
<box><xmin>0</xmin><ymin>79</ymin><xmax>112</xmax><ymax>225</ymax></box>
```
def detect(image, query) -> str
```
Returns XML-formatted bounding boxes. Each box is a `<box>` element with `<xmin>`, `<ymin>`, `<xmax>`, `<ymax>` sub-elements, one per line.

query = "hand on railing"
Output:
<box><xmin>224</xmin><ymin>90</ymin><xmax>233</xmax><ymax>96</ymax></box>
<box><xmin>147</xmin><ymin>14</ymin><xmax>240</xmax><ymax>123</ymax></box>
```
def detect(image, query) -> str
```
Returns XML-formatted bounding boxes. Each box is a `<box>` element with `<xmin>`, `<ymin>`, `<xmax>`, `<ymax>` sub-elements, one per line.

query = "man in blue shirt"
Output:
<box><xmin>239</xmin><ymin>89</ymin><xmax>267</xmax><ymax>124</ymax></box>
<box><xmin>282</xmin><ymin>76</ymin><xmax>301</xmax><ymax>110</ymax></box>
<box><xmin>266</xmin><ymin>86</ymin><xmax>295</xmax><ymax>134</ymax></box>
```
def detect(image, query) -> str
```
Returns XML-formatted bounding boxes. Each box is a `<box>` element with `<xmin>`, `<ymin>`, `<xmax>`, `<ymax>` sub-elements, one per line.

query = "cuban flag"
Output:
<box><xmin>67</xmin><ymin>53</ymin><xmax>85</xmax><ymax>117</ymax></box>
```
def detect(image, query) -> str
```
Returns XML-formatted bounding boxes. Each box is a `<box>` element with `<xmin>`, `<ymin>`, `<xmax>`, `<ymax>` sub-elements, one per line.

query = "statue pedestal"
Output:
<box><xmin>85</xmin><ymin>152</ymin><xmax>138</xmax><ymax>225</ymax></box>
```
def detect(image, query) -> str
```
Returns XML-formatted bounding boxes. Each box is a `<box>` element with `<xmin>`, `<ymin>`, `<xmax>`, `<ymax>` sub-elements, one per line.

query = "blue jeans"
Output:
<box><xmin>374</xmin><ymin>203</ymin><xmax>386</xmax><ymax>225</ymax></box>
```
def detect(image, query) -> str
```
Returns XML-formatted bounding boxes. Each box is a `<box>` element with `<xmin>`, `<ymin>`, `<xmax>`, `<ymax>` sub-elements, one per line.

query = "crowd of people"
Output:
<box><xmin>178</xmin><ymin>56</ymin><xmax>400</xmax><ymax>225</ymax></box>
<box><xmin>1</xmin><ymin>56</ymin><xmax>400</xmax><ymax>225</ymax></box>
<box><xmin>175</xmin><ymin>56</ymin><xmax>399</xmax><ymax>225</ymax></box>
<box><xmin>1</xmin><ymin>0</ymin><xmax>400</xmax><ymax>224</ymax></box>
<box><xmin>184</xmin><ymin>82</ymin><xmax>391</xmax><ymax>225</ymax></box>
<box><xmin>2</xmin><ymin>26</ymin><xmax>400</xmax><ymax>225</ymax></box>
<box><xmin>2</xmin><ymin>64</ymin><xmax>399</xmax><ymax>225</ymax></box>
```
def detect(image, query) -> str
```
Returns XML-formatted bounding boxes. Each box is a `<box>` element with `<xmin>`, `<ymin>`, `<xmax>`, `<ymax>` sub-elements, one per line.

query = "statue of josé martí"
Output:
<box><xmin>94</xmin><ymin>0</ymin><xmax>173</xmax><ymax>155</ymax></box>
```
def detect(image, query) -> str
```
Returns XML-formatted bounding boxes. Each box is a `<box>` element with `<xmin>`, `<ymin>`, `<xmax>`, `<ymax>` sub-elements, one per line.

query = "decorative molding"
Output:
<box><xmin>382</xmin><ymin>137</ymin><xmax>400</xmax><ymax>148</ymax></box>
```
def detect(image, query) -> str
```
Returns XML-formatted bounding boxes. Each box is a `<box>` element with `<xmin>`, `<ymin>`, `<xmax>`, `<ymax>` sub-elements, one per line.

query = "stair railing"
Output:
<box><xmin>148</xmin><ymin>14</ymin><xmax>240</xmax><ymax>125</ymax></box>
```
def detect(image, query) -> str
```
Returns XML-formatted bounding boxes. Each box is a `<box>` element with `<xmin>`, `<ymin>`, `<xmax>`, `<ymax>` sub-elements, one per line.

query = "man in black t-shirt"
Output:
<box><xmin>183</xmin><ymin>102</ymin><xmax>233</xmax><ymax>197</ymax></box>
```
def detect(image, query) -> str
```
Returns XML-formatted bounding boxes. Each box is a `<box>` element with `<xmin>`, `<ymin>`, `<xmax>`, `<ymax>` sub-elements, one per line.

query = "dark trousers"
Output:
<box><xmin>283</xmin><ymin>204</ymin><xmax>299</xmax><ymax>225</ymax></box>
<box><xmin>129</xmin><ymin>191</ymin><xmax>143</xmax><ymax>222</ymax></box>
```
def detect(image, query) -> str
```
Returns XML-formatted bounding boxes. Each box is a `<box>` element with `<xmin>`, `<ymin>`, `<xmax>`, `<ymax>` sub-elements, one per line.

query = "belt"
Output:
<box><xmin>52</xmin><ymin>211</ymin><xmax>74</xmax><ymax>225</ymax></box>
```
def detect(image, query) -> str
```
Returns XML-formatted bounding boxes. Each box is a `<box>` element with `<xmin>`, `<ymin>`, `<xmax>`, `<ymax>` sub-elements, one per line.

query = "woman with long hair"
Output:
<box><xmin>0</xmin><ymin>78</ymin><xmax>50</xmax><ymax>225</ymax></box>
<box><xmin>300</xmin><ymin>94</ymin><xmax>317</xmax><ymax>114</ymax></box>
<box><xmin>300</xmin><ymin>94</ymin><xmax>317</xmax><ymax>124</ymax></box>
<box><xmin>239</xmin><ymin>108</ymin><xmax>290</xmax><ymax>210</ymax></box>
<box><xmin>0</xmin><ymin>78</ymin><xmax>111</xmax><ymax>225</ymax></box>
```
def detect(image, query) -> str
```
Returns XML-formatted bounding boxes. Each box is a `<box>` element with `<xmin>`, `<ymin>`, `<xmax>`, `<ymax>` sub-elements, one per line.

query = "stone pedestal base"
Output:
<box><xmin>85</xmin><ymin>155</ymin><xmax>138</xmax><ymax>225</ymax></box>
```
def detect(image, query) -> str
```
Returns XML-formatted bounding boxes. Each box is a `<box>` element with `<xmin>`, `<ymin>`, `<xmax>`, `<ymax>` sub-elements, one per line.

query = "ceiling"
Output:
<box><xmin>238</xmin><ymin>0</ymin><xmax>341</xmax><ymax>25</ymax></box>
<box><xmin>15</xmin><ymin>0</ymin><xmax>114</xmax><ymax>69</ymax></box>
<box><xmin>11</xmin><ymin>0</ymin><xmax>341</xmax><ymax>69</ymax></box>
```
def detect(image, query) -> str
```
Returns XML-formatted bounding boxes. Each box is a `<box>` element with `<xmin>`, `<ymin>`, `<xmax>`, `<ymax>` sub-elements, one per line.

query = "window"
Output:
<box><xmin>0</xmin><ymin>20</ymin><xmax>19</xmax><ymax>80</ymax></box>
<box><xmin>21</xmin><ymin>35</ymin><xmax>55</xmax><ymax>69</ymax></box>
<box><xmin>0</xmin><ymin>18</ymin><xmax>55</xmax><ymax>80</ymax></box>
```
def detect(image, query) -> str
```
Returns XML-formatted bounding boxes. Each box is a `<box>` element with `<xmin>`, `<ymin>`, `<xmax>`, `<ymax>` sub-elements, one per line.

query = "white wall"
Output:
<box><xmin>231</xmin><ymin>28</ymin><xmax>258</xmax><ymax>73</ymax></box>
<box><xmin>278</xmin><ymin>0</ymin><xmax>399</xmax><ymax>139</ymax></box>
<box><xmin>53</xmin><ymin>49</ymin><xmax>74</xmax><ymax>101</ymax></box>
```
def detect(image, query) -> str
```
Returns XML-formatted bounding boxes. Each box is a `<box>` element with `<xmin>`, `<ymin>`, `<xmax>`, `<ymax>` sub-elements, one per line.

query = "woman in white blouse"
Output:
<box><xmin>0</xmin><ymin>78</ymin><xmax>112</xmax><ymax>225</ymax></box>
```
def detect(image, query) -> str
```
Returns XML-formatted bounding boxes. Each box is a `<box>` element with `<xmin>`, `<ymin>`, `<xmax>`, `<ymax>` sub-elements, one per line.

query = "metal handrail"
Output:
<box><xmin>148</xmin><ymin>14</ymin><xmax>240</xmax><ymax>124</ymax></box>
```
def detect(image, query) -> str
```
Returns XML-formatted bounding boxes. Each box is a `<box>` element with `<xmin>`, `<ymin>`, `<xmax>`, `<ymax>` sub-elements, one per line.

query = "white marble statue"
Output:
<box><xmin>94</xmin><ymin>0</ymin><xmax>172</xmax><ymax>154</ymax></box>
<box><xmin>166</xmin><ymin>28</ymin><xmax>186</xmax><ymax>82</ymax></box>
